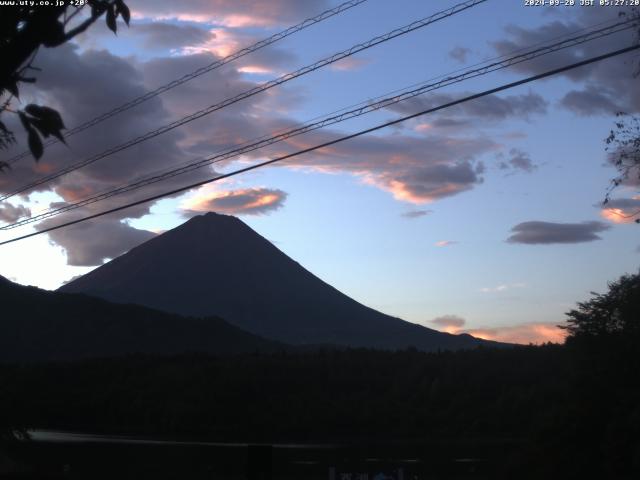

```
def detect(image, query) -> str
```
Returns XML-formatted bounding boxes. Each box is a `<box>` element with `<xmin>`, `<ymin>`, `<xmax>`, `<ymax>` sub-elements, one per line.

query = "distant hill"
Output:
<box><xmin>61</xmin><ymin>212</ymin><xmax>499</xmax><ymax>351</ymax></box>
<box><xmin>0</xmin><ymin>275</ymin><xmax>283</xmax><ymax>362</ymax></box>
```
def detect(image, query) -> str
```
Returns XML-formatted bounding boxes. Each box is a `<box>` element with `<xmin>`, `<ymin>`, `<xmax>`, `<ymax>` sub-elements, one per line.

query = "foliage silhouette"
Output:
<box><xmin>0</xmin><ymin>0</ymin><xmax>130</xmax><ymax>167</ymax></box>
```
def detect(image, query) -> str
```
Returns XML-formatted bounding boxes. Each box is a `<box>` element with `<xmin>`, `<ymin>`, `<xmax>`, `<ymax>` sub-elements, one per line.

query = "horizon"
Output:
<box><xmin>1</xmin><ymin>0</ymin><xmax>639</xmax><ymax>345</ymax></box>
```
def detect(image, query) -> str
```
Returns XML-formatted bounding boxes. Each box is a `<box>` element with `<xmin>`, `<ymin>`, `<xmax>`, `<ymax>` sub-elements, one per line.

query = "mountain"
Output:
<box><xmin>61</xmin><ymin>212</ymin><xmax>498</xmax><ymax>351</ymax></box>
<box><xmin>0</xmin><ymin>276</ymin><xmax>283</xmax><ymax>362</ymax></box>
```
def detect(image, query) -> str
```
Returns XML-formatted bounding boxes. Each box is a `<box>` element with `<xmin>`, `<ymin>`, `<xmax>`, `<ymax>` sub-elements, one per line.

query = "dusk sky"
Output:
<box><xmin>0</xmin><ymin>0</ymin><xmax>638</xmax><ymax>344</ymax></box>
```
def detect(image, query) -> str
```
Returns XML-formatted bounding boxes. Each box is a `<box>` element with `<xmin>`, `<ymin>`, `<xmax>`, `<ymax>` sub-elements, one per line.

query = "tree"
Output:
<box><xmin>605</xmin><ymin>113</ymin><xmax>640</xmax><ymax>222</ymax></box>
<box><xmin>601</xmin><ymin>7</ymin><xmax>640</xmax><ymax>221</ymax></box>
<box><xmin>563</xmin><ymin>271</ymin><xmax>640</xmax><ymax>340</ymax></box>
<box><xmin>0</xmin><ymin>0</ymin><xmax>130</xmax><ymax>170</ymax></box>
<box><xmin>0</xmin><ymin>0</ymin><xmax>129</xmax><ymax>445</ymax></box>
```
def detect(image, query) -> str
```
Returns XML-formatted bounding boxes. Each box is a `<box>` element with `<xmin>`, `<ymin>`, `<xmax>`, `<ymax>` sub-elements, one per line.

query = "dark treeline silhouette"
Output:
<box><xmin>0</xmin><ymin>274</ymin><xmax>284</xmax><ymax>363</ymax></box>
<box><xmin>0</xmin><ymin>341</ymin><xmax>638</xmax><ymax>478</ymax></box>
<box><xmin>1</xmin><ymin>272</ymin><xmax>639</xmax><ymax>478</ymax></box>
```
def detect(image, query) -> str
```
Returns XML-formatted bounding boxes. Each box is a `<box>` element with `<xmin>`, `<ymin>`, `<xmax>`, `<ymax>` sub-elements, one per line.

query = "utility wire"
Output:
<box><xmin>3</xmin><ymin>19</ymin><xmax>635</xmax><ymax>230</ymax></box>
<box><xmin>1</xmin><ymin>43</ymin><xmax>637</xmax><ymax>247</ymax></box>
<box><xmin>4</xmin><ymin>0</ymin><xmax>370</xmax><ymax>165</ymax></box>
<box><xmin>0</xmin><ymin>0</ymin><xmax>488</xmax><ymax>202</ymax></box>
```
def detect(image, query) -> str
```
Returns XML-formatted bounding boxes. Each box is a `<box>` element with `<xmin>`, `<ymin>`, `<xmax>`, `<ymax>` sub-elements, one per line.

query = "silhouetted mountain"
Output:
<box><xmin>61</xmin><ymin>213</ymin><xmax>499</xmax><ymax>351</ymax></box>
<box><xmin>0</xmin><ymin>276</ymin><xmax>283</xmax><ymax>362</ymax></box>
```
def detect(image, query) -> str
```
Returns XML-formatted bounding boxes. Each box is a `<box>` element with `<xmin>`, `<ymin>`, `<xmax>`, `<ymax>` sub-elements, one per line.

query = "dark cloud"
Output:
<box><xmin>127</xmin><ymin>22</ymin><xmax>214</xmax><ymax>50</ymax></box>
<box><xmin>498</xmin><ymin>148</ymin><xmax>537</xmax><ymax>173</ymax></box>
<box><xmin>0</xmin><ymin>203</ymin><xmax>31</xmax><ymax>223</ymax></box>
<box><xmin>401</xmin><ymin>209</ymin><xmax>433</xmax><ymax>219</ymax></box>
<box><xmin>235</xmin><ymin>123</ymin><xmax>497</xmax><ymax>204</ymax></box>
<box><xmin>387</xmin><ymin>91</ymin><xmax>547</xmax><ymax>127</ymax></box>
<box><xmin>492</xmin><ymin>10</ymin><xmax>640</xmax><ymax>114</ymax></box>
<box><xmin>507</xmin><ymin>220</ymin><xmax>610</xmax><ymax>244</ymax></box>
<box><xmin>449</xmin><ymin>46</ymin><xmax>470</xmax><ymax>63</ymax></box>
<box><xmin>41</xmin><ymin>216</ymin><xmax>156</xmax><ymax>266</ymax></box>
<box><xmin>184</xmin><ymin>187</ymin><xmax>287</xmax><ymax>216</ymax></box>
<box><xmin>604</xmin><ymin>197</ymin><xmax>640</xmax><ymax>210</ymax></box>
<box><xmin>431</xmin><ymin>315</ymin><xmax>466</xmax><ymax>329</ymax></box>
<box><xmin>560</xmin><ymin>85</ymin><xmax>624</xmax><ymax>116</ymax></box>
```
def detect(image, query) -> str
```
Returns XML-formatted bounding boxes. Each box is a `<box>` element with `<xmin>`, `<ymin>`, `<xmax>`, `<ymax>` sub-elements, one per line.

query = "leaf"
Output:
<box><xmin>27</xmin><ymin>128</ymin><xmax>43</xmax><ymax>161</ymax></box>
<box><xmin>24</xmin><ymin>104</ymin><xmax>66</xmax><ymax>130</ymax></box>
<box><xmin>106</xmin><ymin>4</ymin><xmax>117</xmax><ymax>34</ymax></box>
<box><xmin>18</xmin><ymin>111</ymin><xmax>31</xmax><ymax>131</ymax></box>
<box><xmin>30</xmin><ymin>118</ymin><xmax>51</xmax><ymax>139</ymax></box>
<box><xmin>116</xmin><ymin>0</ymin><xmax>130</xmax><ymax>26</ymax></box>
<box><xmin>41</xmin><ymin>20</ymin><xmax>65</xmax><ymax>47</ymax></box>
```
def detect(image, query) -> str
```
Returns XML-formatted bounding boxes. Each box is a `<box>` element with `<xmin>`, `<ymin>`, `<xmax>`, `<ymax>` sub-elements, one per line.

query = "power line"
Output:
<box><xmin>3</xmin><ymin>18</ymin><xmax>635</xmax><ymax>230</ymax></box>
<box><xmin>4</xmin><ymin>0</ymin><xmax>371</xmax><ymax>165</ymax></box>
<box><xmin>0</xmin><ymin>0</ymin><xmax>488</xmax><ymax>202</ymax></box>
<box><xmin>1</xmin><ymin>43</ymin><xmax>637</xmax><ymax>247</ymax></box>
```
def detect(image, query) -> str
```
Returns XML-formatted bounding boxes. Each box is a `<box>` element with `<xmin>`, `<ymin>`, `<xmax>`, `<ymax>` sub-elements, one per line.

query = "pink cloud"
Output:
<box><xmin>129</xmin><ymin>0</ymin><xmax>333</xmax><ymax>28</ymax></box>
<box><xmin>463</xmin><ymin>323</ymin><xmax>566</xmax><ymax>345</ymax></box>
<box><xmin>183</xmin><ymin>187</ymin><xmax>287</xmax><ymax>216</ymax></box>
<box><xmin>435</xmin><ymin>240</ymin><xmax>457</xmax><ymax>247</ymax></box>
<box><xmin>329</xmin><ymin>57</ymin><xmax>370</xmax><ymax>72</ymax></box>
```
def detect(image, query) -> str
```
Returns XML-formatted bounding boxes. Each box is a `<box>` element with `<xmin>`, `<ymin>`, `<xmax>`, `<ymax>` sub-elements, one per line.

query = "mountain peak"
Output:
<box><xmin>61</xmin><ymin>216</ymin><xmax>497</xmax><ymax>351</ymax></box>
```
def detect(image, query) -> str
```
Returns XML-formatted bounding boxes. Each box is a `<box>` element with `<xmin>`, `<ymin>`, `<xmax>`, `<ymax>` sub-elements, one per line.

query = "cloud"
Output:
<box><xmin>126</xmin><ymin>22</ymin><xmax>215</xmax><ymax>50</ymax></box>
<box><xmin>507</xmin><ymin>221</ymin><xmax>610</xmax><ymax>244</ymax></box>
<box><xmin>463</xmin><ymin>322</ymin><xmax>567</xmax><ymax>345</ymax></box>
<box><xmin>434</xmin><ymin>315</ymin><xmax>566</xmax><ymax>344</ymax></box>
<box><xmin>498</xmin><ymin>148</ymin><xmax>537</xmax><ymax>173</ymax></box>
<box><xmin>449</xmin><ymin>46</ymin><xmax>470</xmax><ymax>63</ymax></box>
<box><xmin>183</xmin><ymin>187</ymin><xmax>287</xmax><ymax>215</ymax></box>
<box><xmin>0</xmin><ymin>42</ymin><xmax>500</xmax><ymax>264</ymax></box>
<box><xmin>431</xmin><ymin>314</ymin><xmax>466</xmax><ymax>333</ymax></box>
<box><xmin>600</xmin><ymin>197</ymin><xmax>640</xmax><ymax>224</ymax></box>
<box><xmin>387</xmin><ymin>91</ymin><xmax>547</xmax><ymax>124</ymax></box>
<box><xmin>435</xmin><ymin>240</ymin><xmax>457</xmax><ymax>247</ymax></box>
<box><xmin>41</xmin><ymin>216</ymin><xmax>156</xmax><ymax>267</ymax></box>
<box><xmin>492</xmin><ymin>10</ymin><xmax>640</xmax><ymax>114</ymax></box>
<box><xmin>329</xmin><ymin>57</ymin><xmax>370</xmax><ymax>72</ymax></box>
<box><xmin>258</xmin><ymin>129</ymin><xmax>497</xmax><ymax>204</ymax></box>
<box><xmin>480</xmin><ymin>283</ymin><xmax>526</xmax><ymax>293</ymax></box>
<box><xmin>560</xmin><ymin>85</ymin><xmax>624</xmax><ymax>116</ymax></box>
<box><xmin>401</xmin><ymin>209</ymin><xmax>432</xmax><ymax>219</ymax></box>
<box><xmin>0</xmin><ymin>203</ymin><xmax>31</xmax><ymax>223</ymax></box>
<box><xmin>129</xmin><ymin>0</ymin><xmax>332</xmax><ymax>27</ymax></box>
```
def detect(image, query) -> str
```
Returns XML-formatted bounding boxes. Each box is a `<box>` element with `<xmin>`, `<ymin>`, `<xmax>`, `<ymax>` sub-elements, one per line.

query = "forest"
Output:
<box><xmin>1</xmin><ymin>273</ymin><xmax>638</xmax><ymax>479</ymax></box>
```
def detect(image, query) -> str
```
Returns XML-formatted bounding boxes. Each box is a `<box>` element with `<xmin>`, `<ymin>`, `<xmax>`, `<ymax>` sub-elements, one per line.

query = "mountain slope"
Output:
<box><xmin>61</xmin><ymin>213</ymin><xmax>498</xmax><ymax>351</ymax></box>
<box><xmin>0</xmin><ymin>275</ymin><xmax>283</xmax><ymax>362</ymax></box>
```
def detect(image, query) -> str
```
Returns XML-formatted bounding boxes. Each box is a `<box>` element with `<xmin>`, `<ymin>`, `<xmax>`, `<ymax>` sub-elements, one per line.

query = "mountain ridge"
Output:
<box><xmin>0</xmin><ymin>275</ymin><xmax>284</xmax><ymax>362</ymax></box>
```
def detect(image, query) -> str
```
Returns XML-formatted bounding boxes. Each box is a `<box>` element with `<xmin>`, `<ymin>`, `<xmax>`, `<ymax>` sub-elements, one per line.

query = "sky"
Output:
<box><xmin>0</xmin><ymin>0</ymin><xmax>639</xmax><ymax>344</ymax></box>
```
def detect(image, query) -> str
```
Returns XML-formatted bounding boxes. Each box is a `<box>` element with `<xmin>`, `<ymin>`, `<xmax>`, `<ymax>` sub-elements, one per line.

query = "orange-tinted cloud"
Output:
<box><xmin>600</xmin><ymin>197</ymin><xmax>640</xmax><ymax>224</ymax></box>
<box><xmin>463</xmin><ymin>322</ymin><xmax>566</xmax><ymax>345</ymax></box>
<box><xmin>183</xmin><ymin>187</ymin><xmax>287</xmax><ymax>216</ymax></box>
<box><xmin>431</xmin><ymin>314</ymin><xmax>466</xmax><ymax>334</ymax></box>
